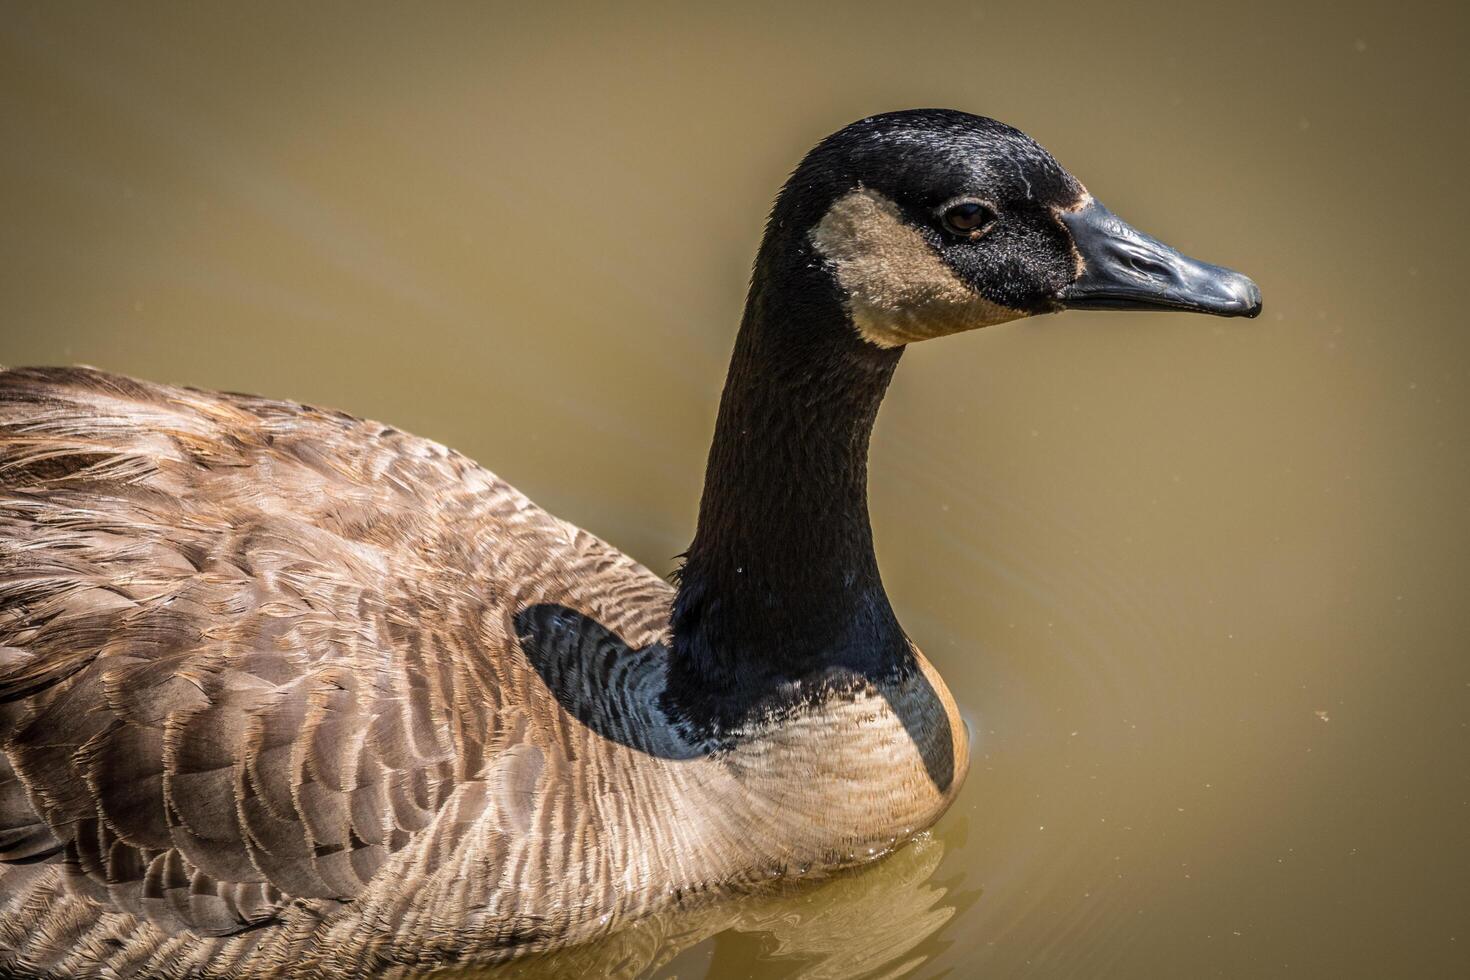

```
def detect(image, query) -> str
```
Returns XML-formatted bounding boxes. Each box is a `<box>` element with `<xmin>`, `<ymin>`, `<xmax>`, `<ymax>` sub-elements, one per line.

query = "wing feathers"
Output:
<box><xmin>0</xmin><ymin>367</ymin><xmax>673</xmax><ymax>956</ymax></box>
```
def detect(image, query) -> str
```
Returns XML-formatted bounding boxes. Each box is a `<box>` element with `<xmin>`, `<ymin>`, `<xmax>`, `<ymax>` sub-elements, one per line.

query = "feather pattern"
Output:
<box><xmin>0</xmin><ymin>367</ymin><xmax>967</xmax><ymax>978</ymax></box>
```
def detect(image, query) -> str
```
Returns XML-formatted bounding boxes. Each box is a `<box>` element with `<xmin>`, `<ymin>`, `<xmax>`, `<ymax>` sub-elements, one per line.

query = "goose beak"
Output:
<box><xmin>1056</xmin><ymin>200</ymin><xmax>1261</xmax><ymax>318</ymax></box>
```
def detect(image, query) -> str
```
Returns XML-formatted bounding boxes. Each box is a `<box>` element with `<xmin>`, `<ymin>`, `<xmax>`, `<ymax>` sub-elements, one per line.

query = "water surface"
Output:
<box><xmin>2</xmin><ymin>2</ymin><xmax>1467</xmax><ymax>976</ymax></box>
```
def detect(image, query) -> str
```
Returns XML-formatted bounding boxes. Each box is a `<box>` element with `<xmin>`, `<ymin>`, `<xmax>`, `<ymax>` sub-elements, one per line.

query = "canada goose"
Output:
<box><xmin>0</xmin><ymin>109</ymin><xmax>1259</xmax><ymax>978</ymax></box>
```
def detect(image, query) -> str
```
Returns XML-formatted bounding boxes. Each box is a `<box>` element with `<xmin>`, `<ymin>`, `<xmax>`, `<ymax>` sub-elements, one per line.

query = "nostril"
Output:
<box><xmin>1127</xmin><ymin>255</ymin><xmax>1171</xmax><ymax>280</ymax></box>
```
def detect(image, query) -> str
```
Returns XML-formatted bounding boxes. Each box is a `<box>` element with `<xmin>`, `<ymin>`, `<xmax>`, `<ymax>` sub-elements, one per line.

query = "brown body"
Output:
<box><xmin>0</xmin><ymin>367</ymin><xmax>967</xmax><ymax>978</ymax></box>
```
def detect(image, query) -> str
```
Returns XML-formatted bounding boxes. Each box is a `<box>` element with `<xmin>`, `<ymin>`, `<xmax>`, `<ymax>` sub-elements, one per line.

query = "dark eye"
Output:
<box><xmin>942</xmin><ymin>201</ymin><xmax>995</xmax><ymax>236</ymax></box>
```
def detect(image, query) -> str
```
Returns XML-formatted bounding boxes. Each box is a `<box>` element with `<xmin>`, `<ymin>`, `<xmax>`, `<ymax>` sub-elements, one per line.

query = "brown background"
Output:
<box><xmin>3</xmin><ymin>2</ymin><xmax>1467</xmax><ymax>977</ymax></box>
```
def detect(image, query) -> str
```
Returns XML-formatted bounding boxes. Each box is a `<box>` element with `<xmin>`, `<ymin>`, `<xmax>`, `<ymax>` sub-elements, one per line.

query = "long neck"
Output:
<box><xmin>669</xmin><ymin>259</ymin><xmax>912</xmax><ymax>726</ymax></box>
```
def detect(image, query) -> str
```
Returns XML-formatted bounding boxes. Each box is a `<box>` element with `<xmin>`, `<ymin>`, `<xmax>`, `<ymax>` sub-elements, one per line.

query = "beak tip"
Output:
<box><xmin>1231</xmin><ymin>275</ymin><xmax>1263</xmax><ymax>319</ymax></box>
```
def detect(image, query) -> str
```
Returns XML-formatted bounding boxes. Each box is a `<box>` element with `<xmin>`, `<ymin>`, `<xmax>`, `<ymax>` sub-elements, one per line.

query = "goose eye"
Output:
<box><xmin>942</xmin><ymin>201</ymin><xmax>994</xmax><ymax>235</ymax></box>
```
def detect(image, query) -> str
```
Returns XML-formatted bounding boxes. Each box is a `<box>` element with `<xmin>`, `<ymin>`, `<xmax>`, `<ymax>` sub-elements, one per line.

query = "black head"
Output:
<box><xmin>670</xmin><ymin>111</ymin><xmax>1262</xmax><ymax>732</ymax></box>
<box><xmin>766</xmin><ymin>109</ymin><xmax>1260</xmax><ymax>347</ymax></box>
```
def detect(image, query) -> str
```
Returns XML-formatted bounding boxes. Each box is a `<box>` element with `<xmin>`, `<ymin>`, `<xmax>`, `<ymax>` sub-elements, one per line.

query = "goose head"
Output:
<box><xmin>674</xmin><ymin>109</ymin><xmax>1261</xmax><ymax>731</ymax></box>
<box><xmin>775</xmin><ymin>108</ymin><xmax>1260</xmax><ymax>347</ymax></box>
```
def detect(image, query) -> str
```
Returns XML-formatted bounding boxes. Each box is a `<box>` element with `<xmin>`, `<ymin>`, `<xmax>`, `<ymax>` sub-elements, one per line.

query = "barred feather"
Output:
<box><xmin>0</xmin><ymin>367</ymin><xmax>965</xmax><ymax>978</ymax></box>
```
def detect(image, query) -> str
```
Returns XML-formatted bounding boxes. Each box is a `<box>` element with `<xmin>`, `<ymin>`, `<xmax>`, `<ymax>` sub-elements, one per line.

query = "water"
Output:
<box><xmin>2</xmin><ymin>2</ymin><xmax>1467</xmax><ymax>977</ymax></box>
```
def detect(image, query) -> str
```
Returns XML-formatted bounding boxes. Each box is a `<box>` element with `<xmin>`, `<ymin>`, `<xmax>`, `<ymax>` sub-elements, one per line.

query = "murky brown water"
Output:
<box><xmin>3</xmin><ymin>2</ymin><xmax>1468</xmax><ymax>977</ymax></box>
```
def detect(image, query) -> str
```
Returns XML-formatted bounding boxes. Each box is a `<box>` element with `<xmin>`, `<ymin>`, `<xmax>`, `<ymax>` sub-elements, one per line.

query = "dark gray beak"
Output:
<box><xmin>1057</xmin><ymin>201</ymin><xmax>1262</xmax><ymax>318</ymax></box>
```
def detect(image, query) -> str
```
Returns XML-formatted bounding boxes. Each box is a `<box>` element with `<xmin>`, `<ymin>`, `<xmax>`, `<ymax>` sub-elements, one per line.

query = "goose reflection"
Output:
<box><xmin>429</xmin><ymin>832</ymin><xmax>973</xmax><ymax>980</ymax></box>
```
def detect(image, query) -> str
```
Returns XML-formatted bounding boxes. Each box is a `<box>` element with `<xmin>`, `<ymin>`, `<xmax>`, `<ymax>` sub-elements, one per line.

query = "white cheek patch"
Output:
<box><xmin>809</xmin><ymin>188</ymin><xmax>1028</xmax><ymax>348</ymax></box>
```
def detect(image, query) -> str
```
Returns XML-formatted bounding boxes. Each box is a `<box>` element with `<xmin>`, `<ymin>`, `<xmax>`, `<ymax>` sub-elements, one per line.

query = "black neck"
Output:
<box><xmin>668</xmin><ymin>243</ymin><xmax>912</xmax><ymax>727</ymax></box>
